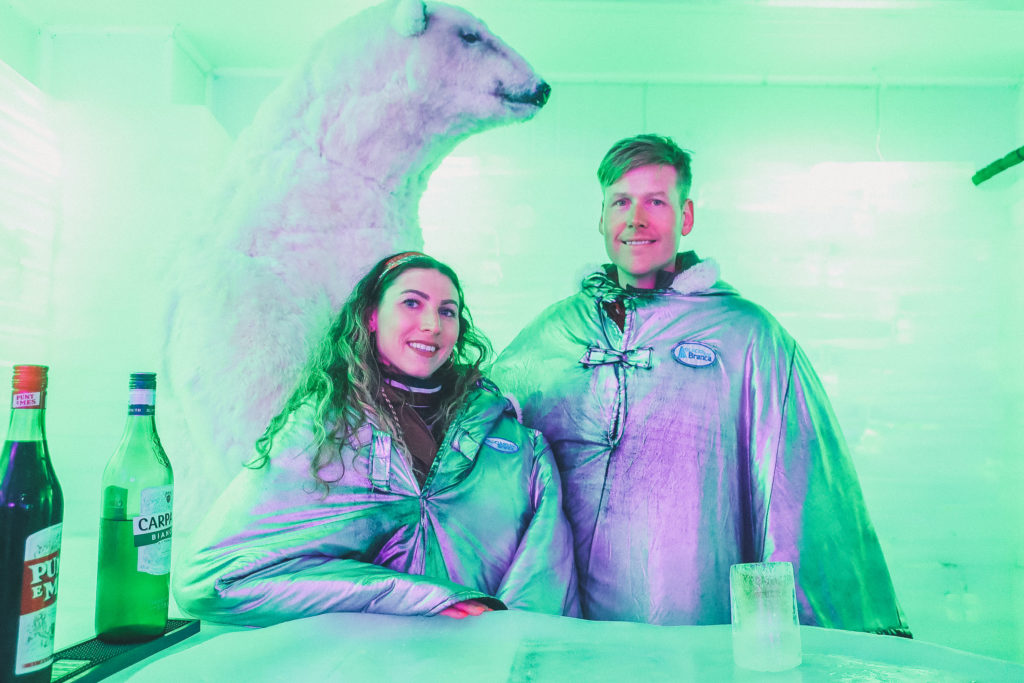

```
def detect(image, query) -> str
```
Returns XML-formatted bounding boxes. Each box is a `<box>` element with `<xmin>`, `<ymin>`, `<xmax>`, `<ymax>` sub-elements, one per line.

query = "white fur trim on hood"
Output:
<box><xmin>581</xmin><ymin>255</ymin><xmax>726</xmax><ymax>298</ymax></box>
<box><xmin>670</xmin><ymin>258</ymin><xmax>721</xmax><ymax>296</ymax></box>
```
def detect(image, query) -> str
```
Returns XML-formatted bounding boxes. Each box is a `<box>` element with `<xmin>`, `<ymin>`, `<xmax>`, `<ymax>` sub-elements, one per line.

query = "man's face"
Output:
<box><xmin>599</xmin><ymin>164</ymin><xmax>694</xmax><ymax>289</ymax></box>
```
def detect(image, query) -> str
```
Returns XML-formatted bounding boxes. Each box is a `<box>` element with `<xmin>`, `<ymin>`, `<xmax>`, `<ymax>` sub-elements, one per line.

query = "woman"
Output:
<box><xmin>172</xmin><ymin>252</ymin><xmax>578</xmax><ymax>626</ymax></box>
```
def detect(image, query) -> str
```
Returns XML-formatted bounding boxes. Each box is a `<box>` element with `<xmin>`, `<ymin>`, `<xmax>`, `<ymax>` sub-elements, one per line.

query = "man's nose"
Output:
<box><xmin>629</xmin><ymin>204</ymin><xmax>647</xmax><ymax>228</ymax></box>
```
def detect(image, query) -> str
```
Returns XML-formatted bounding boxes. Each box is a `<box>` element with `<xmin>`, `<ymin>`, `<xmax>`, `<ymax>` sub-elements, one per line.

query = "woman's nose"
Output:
<box><xmin>419</xmin><ymin>309</ymin><xmax>440</xmax><ymax>333</ymax></box>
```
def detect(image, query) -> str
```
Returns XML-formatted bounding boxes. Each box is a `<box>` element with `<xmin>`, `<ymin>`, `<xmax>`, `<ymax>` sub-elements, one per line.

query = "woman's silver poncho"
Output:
<box><xmin>172</xmin><ymin>384</ymin><xmax>579</xmax><ymax>626</ymax></box>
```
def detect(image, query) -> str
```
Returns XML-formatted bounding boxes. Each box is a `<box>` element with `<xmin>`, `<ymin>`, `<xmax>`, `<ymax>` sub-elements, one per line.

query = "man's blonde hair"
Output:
<box><xmin>597</xmin><ymin>134</ymin><xmax>693</xmax><ymax>202</ymax></box>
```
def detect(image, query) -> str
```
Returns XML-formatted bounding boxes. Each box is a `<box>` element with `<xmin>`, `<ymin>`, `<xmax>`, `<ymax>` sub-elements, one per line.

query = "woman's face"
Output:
<box><xmin>370</xmin><ymin>268</ymin><xmax>460</xmax><ymax>379</ymax></box>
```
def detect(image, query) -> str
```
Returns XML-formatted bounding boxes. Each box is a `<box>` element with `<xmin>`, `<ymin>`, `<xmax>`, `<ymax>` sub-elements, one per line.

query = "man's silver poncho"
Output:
<box><xmin>491</xmin><ymin>255</ymin><xmax>909</xmax><ymax>635</ymax></box>
<box><xmin>173</xmin><ymin>384</ymin><xmax>579</xmax><ymax>626</ymax></box>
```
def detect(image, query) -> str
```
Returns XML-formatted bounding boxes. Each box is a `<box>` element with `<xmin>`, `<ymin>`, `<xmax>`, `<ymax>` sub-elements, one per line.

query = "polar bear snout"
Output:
<box><xmin>500</xmin><ymin>81</ymin><xmax>551</xmax><ymax>109</ymax></box>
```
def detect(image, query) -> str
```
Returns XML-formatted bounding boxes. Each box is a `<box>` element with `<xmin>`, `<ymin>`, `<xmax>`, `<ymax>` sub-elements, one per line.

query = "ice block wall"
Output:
<box><xmin>0</xmin><ymin>0</ymin><xmax>1021</xmax><ymax>664</ymax></box>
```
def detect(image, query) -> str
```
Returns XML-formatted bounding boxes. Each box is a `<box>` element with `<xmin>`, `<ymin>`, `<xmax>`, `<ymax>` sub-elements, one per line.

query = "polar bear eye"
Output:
<box><xmin>459</xmin><ymin>30</ymin><xmax>481</xmax><ymax>45</ymax></box>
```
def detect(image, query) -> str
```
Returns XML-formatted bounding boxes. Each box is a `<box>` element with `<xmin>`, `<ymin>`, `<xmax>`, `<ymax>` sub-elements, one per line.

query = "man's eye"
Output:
<box><xmin>650</xmin><ymin>199</ymin><xmax>665</xmax><ymax>206</ymax></box>
<box><xmin>613</xmin><ymin>198</ymin><xmax>628</xmax><ymax>207</ymax></box>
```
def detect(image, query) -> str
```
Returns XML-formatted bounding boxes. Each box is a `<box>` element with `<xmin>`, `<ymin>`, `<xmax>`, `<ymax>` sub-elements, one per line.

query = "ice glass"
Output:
<box><xmin>730</xmin><ymin>561</ymin><xmax>802</xmax><ymax>671</ymax></box>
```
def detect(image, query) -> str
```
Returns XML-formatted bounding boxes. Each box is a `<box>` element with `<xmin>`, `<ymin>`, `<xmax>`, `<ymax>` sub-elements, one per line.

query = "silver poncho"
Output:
<box><xmin>172</xmin><ymin>383</ymin><xmax>579</xmax><ymax>626</ymax></box>
<box><xmin>491</xmin><ymin>255</ymin><xmax>909</xmax><ymax>635</ymax></box>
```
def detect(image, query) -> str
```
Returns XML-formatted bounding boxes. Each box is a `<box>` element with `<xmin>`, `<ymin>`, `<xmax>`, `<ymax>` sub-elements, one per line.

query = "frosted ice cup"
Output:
<box><xmin>730</xmin><ymin>561</ymin><xmax>802</xmax><ymax>672</ymax></box>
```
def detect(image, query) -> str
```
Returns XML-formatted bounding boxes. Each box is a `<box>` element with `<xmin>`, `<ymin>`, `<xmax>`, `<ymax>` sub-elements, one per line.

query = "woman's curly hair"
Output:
<box><xmin>248</xmin><ymin>252</ymin><xmax>491</xmax><ymax>490</ymax></box>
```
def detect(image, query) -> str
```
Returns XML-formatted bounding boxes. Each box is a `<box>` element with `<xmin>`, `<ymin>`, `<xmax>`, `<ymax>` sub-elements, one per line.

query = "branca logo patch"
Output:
<box><xmin>483</xmin><ymin>437</ymin><xmax>520</xmax><ymax>453</ymax></box>
<box><xmin>672</xmin><ymin>341</ymin><xmax>717</xmax><ymax>368</ymax></box>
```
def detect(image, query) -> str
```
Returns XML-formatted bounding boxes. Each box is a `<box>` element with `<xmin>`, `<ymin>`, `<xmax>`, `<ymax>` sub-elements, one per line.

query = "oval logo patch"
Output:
<box><xmin>672</xmin><ymin>341</ymin><xmax>717</xmax><ymax>368</ymax></box>
<box><xmin>484</xmin><ymin>437</ymin><xmax>520</xmax><ymax>454</ymax></box>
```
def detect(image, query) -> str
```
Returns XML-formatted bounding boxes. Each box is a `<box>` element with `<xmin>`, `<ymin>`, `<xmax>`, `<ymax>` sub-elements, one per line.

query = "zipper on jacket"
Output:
<box><xmin>595</xmin><ymin>297</ymin><xmax>628</xmax><ymax>447</ymax></box>
<box><xmin>609</xmin><ymin>302</ymin><xmax>636</xmax><ymax>446</ymax></box>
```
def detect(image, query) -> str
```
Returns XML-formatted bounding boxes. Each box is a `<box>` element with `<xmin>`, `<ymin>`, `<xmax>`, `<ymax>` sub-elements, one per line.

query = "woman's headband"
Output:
<box><xmin>377</xmin><ymin>251</ymin><xmax>429</xmax><ymax>284</ymax></box>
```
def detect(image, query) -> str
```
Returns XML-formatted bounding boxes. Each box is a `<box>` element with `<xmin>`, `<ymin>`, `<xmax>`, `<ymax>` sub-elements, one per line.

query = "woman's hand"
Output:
<box><xmin>439</xmin><ymin>599</ymin><xmax>493</xmax><ymax>619</ymax></box>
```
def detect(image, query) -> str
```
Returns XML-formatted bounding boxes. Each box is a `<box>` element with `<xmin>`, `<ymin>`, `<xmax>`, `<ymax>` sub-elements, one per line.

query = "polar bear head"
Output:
<box><xmin>295</xmin><ymin>0</ymin><xmax>550</xmax><ymax>167</ymax></box>
<box><xmin>394</xmin><ymin>0</ymin><xmax>551</xmax><ymax>126</ymax></box>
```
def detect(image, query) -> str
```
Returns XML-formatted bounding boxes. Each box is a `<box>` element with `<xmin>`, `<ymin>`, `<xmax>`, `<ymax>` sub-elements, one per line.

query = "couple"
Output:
<box><xmin>174</xmin><ymin>134</ymin><xmax>910</xmax><ymax>636</ymax></box>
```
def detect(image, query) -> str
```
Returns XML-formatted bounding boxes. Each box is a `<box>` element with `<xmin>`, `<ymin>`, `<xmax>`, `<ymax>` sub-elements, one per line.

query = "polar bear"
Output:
<box><xmin>165</xmin><ymin>0</ymin><xmax>549</xmax><ymax>529</ymax></box>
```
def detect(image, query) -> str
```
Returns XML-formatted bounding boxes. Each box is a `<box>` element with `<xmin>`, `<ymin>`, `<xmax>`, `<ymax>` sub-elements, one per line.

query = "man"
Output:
<box><xmin>490</xmin><ymin>134</ymin><xmax>910</xmax><ymax>635</ymax></box>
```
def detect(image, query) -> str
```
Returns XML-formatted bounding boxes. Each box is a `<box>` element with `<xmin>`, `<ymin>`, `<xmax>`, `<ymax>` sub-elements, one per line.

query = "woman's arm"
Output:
<box><xmin>175</xmin><ymin>547</ymin><xmax>501</xmax><ymax>627</ymax></box>
<box><xmin>493</xmin><ymin>429</ymin><xmax>580</xmax><ymax>617</ymax></box>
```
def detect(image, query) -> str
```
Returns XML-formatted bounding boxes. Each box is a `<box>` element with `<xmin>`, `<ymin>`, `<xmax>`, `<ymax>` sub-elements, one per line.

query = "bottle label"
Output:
<box><xmin>16</xmin><ymin>522</ymin><xmax>62</xmax><ymax>675</ymax></box>
<box><xmin>12</xmin><ymin>391</ymin><xmax>42</xmax><ymax>409</ymax></box>
<box><xmin>133</xmin><ymin>485</ymin><xmax>173</xmax><ymax>575</ymax></box>
<box><xmin>128</xmin><ymin>388</ymin><xmax>155</xmax><ymax>416</ymax></box>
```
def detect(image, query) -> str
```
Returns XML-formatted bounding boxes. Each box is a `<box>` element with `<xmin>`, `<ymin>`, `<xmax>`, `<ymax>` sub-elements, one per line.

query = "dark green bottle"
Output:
<box><xmin>1</xmin><ymin>365</ymin><xmax>63</xmax><ymax>683</ymax></box>
<box><xmin>94</xmin><ymin>373</ymin><xmax>173</xmax><ymax>643</ymax></box>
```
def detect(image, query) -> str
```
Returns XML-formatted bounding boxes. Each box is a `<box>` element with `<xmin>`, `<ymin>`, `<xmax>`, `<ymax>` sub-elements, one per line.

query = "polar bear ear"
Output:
<box><xmin>392</xmin><ymin>0</ymin><xmax>427</xmax><ymax>37</ymax></box>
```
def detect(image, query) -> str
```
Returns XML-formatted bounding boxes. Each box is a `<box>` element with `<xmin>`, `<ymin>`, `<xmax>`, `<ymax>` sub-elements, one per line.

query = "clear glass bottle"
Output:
<box><xmin>0</xmin><ymin>364</ymin><xmax>63</xmax><ymax>683</ymax></box>
<box><xmin>94</xmin><ymin>372</ymin><xmax>173</xmax><ymax>643</ymax></box>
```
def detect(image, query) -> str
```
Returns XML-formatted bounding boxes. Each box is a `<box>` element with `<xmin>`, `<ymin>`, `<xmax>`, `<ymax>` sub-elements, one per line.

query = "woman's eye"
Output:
<box><xmin>402</xmin><ymin>299</ymin><xmax>420</xmax><ymax>308</ymax></box>
<box><xmin>440</xmin><ymin>308</ymin><xmax>457</xmax><ymax>318</ymax></box>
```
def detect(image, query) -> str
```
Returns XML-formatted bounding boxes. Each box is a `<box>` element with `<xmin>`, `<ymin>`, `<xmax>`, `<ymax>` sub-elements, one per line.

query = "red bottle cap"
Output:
<box><xmin>12</xmin><ymin>365</ymin><xmax>48</xmax><ymax>393</ymax></box>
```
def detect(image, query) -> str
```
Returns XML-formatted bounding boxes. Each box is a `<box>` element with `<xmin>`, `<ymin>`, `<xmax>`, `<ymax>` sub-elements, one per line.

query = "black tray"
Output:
<box><xmin>50</xmin><ymin>619</ymin><xmax>201</xmax><ymax>682</ymax></box>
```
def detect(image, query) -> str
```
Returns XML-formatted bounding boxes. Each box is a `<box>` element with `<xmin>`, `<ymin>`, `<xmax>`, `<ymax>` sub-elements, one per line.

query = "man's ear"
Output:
<box><xmin>597</xmin><ymin>209</ymin><xmax>606</xmax><ymax>236</ymax></box>
<box><xmin>681</xmin><ymin>199</ymin><xmax>695</xmax><ymax>237</ymax></box>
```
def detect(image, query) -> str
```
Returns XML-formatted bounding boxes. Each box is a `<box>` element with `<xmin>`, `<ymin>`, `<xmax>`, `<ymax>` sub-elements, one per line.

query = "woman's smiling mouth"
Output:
<box><xmin>408</xmin><ymin>341</ymin><xmax>439</xmax><ymax>355</ymax></box>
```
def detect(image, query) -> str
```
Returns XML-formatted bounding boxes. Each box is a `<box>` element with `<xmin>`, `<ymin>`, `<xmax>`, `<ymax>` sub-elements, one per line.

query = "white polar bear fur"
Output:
<box><xmin>164</xmin><ymin>0</ymin><xmax>548</xmax><ymax>530</ymax></box>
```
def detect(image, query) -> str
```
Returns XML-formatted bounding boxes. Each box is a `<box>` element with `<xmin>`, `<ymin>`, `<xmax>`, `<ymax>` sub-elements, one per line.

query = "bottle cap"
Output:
<box><xmin>11</xmin><ymin>365</ymin><xmax>47</xmax><ymax>409</ymax></box>
<box><xmin>129</xmin><ymin>372</ymin><xmax>157</xmax><ymax>390</ymax></box>
<box><xmin>12</xmin><ymin>364</ymin><xmax>48</xmax><ymax>392</ymax></box>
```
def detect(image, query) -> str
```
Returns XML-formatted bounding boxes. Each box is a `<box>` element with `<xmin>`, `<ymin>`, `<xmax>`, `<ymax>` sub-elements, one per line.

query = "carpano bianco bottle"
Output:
<box><xmin>94</xmin><ymin>372</ymin><xmax>174</xmax><ymax>643</ymax></box>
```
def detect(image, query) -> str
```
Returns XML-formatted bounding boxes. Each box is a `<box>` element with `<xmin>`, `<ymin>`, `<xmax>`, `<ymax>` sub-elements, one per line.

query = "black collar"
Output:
<box><xmin>605</xmin><ymin>251</ymin><xmax>700</xmax><ymax>293</ymax></box>
<box><xmin>380</xmin><ymin>367</ymin><xmax>443</xmax><ymax>395</ymax></box>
